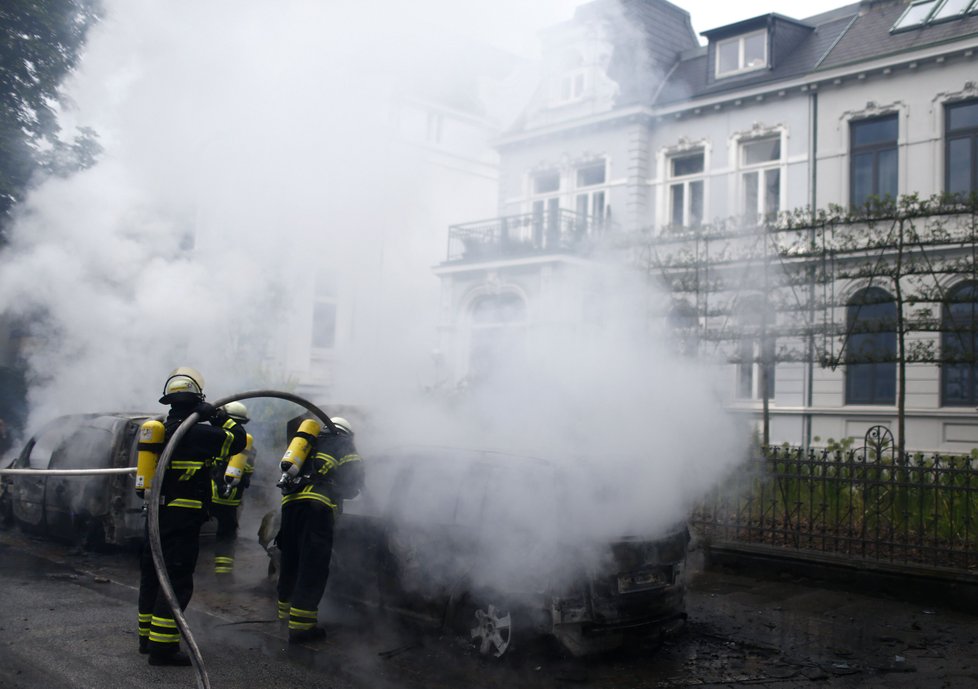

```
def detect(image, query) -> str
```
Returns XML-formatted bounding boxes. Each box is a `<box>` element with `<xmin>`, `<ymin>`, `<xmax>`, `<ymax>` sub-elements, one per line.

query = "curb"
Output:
<box><xmin>702</xmin><ymin>541</ymin><xmax>978</xmax><ymax>613</ymax></box>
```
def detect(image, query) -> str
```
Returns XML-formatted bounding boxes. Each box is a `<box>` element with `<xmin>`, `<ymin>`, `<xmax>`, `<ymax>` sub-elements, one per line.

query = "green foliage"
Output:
<box><xmin>0</xmin><ymin>0</ymin><xmax>102</xmax><ymax>240</ymax></box>
<box><xmin>811</xmin><ymin>435</ymin><xmax>855</xmax><ymax>453</ymax></box>
<box><xmin>693</xmin><ymin>446</ymin><xmax>978</xmax><ymax>569</ymax></box>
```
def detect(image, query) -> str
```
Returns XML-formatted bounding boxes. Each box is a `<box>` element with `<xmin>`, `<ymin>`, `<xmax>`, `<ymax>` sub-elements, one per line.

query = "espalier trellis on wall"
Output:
<box><xmin>625</xmin><ymin>193</ymin><xmax>978</xmax><ymax>455</ymax></box>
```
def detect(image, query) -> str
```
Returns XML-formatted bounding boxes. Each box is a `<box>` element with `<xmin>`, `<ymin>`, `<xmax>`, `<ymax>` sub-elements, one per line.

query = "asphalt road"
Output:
<box><xmin>2</xmin><ymin>525</ymin><xmax>978</xmax><ymax>689</ymax></box>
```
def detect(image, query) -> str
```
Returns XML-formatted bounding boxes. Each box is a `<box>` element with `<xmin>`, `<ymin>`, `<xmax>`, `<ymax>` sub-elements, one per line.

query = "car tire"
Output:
<box><xmin>0</xmin><ymin>489</ymin><xmax>13</xmax><ymax>529</ymax></box>
<box><xmin>447</xmin><ymin>591</ymin><xmax>519</xmax><ymax>659</ymax></box>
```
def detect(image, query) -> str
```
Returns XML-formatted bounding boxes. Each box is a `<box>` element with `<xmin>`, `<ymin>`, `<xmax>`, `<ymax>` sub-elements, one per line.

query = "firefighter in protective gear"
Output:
<box><xmin>276</xmin><ymin>415</ymin><xmax>364</xmax><ymax>644</ymax></box>
<box><xmin>209</xmin><ymin>401</ymin><xmax>255</xmax><ymax>575</ymax></box>
<box><xmin>137</xmin><ymin>368</ymin><xmax>247</xmax><ymax>666</ymax></box>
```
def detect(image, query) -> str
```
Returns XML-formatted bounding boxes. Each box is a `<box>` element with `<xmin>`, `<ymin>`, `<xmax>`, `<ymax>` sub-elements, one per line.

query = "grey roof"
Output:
<box><xmin>508</xmin><ymin>0</ymin><xmax>978</xmax><ymax>134</ymax></box>
<box><xmin>818</xmin><ymin>0</ymin><xmax>978</xmax><ymax>70</ymax></box>
<box><xmin>700</xmin><ymin>12</ymin><xmax>814</xmax><ymax>39</ymax></box>
<box><xmin>654</xmin><ymin>0</ymin><xmax>978</xmax><ymax>107</ymax></box>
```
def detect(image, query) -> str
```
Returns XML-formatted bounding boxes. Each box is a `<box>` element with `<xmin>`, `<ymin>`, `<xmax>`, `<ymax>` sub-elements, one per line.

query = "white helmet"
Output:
<box><xmin>222</xmin><ymin>401</ymin><xmax>249</xmax><ymax>424</ymax></box>
<box><xmin>159</xmin><ymin>367</ymin><xmax>205</xmax><ymax>404</ymax></box>
<box><xmin>330</xmin><ymin>416</ymin><xmax>353</xmax><ymax>435</ymax></box>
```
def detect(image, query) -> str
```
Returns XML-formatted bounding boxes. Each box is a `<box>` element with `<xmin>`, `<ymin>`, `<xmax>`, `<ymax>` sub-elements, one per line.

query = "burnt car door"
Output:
<box><xmin>331</xmin><ymin>448</ymin><xmax>492</xmax><ymax>625</ymax></box>
<box><xmin>447</xmin><ymin>454</ymin><xmax>567</xmax><ymax>656</ymax></box>
<box><xmin>380</xmin><ymin>451</ymin><xmax>492</xmax><ymax>623</ymax></box>
<box><xmin>9</xmin><ymin>418</ymin><xmax>82</xmax><ymax>533</ymax></box>
<box><xmin>44</xmin><ymin>415</ymin><xmax>142</xmax><ymax>547</ymax></box>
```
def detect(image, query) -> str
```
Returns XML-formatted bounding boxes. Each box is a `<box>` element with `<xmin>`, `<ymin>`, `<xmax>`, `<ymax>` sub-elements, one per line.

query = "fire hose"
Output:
<box><xmin>1</xmin><ymin>390</ymin><xmax>335</xmax><ymax>689</ymax></box>
<box><xmin>0</xmin><ymin>467</ymin><xmax>137</xmax><ymax>475</ymax></box>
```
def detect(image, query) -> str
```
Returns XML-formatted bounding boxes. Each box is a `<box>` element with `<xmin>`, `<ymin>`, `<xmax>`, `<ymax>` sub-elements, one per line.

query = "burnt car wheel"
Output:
<box><xmin>0</xmin><ymin>485</ymin><xmax>12</xmax><ymax>528</ymax></box>
<box><xmin>469</xmin><ymin>603</ymin><xmax>512</xmax><ymax>657</ymax></box>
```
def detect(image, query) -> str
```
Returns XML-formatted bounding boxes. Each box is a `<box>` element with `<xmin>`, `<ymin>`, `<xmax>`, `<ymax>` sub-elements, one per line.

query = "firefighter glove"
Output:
<box><xmin>194</xmin><ymin>402</ymin><xmax>217</xmax><ymax>420</ymax></box>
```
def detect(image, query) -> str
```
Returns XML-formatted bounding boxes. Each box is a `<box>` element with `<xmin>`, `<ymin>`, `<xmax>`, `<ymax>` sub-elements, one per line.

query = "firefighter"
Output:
<box><xmin>136</xmin><ymin>367</ymin><xmax>247</xmax><ymax>666</ymax></box>
<box><xmin>209</xmin><ymin>401</ymin><xmax>255</xmax><ymax>575</ymax></box>
<box><xmin>276</xmin><ymin>416</ymin><xmax>364</xmax><ymax>643</ymax></box>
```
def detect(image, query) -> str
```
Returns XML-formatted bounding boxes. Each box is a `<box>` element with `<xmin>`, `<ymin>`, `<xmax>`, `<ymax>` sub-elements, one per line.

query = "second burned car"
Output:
<box><xmin>282</xmin><ymin>444</ymin><xmax>690</xmax><ymax>658</ymax></box>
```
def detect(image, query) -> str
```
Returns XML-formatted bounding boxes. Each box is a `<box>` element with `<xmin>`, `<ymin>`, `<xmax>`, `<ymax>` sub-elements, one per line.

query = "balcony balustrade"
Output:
<box><xmin>446</xmin><ymin>209</ymin><xmax>606</xmax><ymax>263</ymax></box>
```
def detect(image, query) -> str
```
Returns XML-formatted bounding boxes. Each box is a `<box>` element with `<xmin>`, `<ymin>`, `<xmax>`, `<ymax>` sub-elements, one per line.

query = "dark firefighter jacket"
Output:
<box><xmin>281</xmin><ymin>430</ymin><xmax>364</xmax><ymax>512</ymax></box>
<box><xmin>159</xmin><ymin>406</ymin><xmax>247</xmax><ymax>511</ymax></box>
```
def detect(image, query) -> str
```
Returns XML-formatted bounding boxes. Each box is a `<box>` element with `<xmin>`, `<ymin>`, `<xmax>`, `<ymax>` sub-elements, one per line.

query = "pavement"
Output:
<box><xmin>2</xmin><ymin>527</ymin><xmax>978</xmax><ymax>689</ymax></box>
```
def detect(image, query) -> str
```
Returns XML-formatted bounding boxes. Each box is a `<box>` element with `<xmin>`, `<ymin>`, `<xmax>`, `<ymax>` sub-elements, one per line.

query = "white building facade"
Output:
<box><xmin>433</xmin><ymin>0</ymin><xmax>978</xmax><ymax>452</ymax></box>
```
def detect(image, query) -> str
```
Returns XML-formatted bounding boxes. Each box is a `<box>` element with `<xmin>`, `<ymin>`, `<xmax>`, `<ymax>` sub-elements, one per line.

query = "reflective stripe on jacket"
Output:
<box><xmin>280</xmin><ymin>433</ymin><xmax>364</xmax><ymax>511</ymax></box>
<box><xmin>159</xmin><ymin>410</ymin><xmax>247</xmax><ymax>510</ymax></box>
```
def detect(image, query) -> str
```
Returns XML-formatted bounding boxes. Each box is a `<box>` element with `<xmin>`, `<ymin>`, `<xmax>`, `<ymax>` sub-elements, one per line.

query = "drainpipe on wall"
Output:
<box><xmin>804</xmin><ymin>90</ymin><xmax>818</xmax><ymax>452</ymax></box>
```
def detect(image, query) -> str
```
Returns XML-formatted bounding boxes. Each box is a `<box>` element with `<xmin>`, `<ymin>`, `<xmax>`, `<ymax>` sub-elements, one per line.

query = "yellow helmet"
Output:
<box><xmin>159</xmin><ymin>367</ymin><xmax>205</xmax><ymax>404</ymax></box>
<box><xmin>222</xmin><ymin>401</ymin><xmax>249</xmax><ymax>424</ymax></box>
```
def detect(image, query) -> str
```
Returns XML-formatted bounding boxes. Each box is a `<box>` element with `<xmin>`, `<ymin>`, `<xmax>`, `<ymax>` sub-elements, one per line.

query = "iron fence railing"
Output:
<box><xmin>445</xmin><ymin>209</ymin><xmax>607</xmax><ymax>263</ymax></box>
<box><xmin>691</xmin><ymin>431</ymin><xmax>978</xmax><ymax>573</ymax></box>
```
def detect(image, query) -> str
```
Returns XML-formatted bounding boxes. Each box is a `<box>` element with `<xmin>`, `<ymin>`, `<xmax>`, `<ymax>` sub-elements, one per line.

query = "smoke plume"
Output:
<box><xmin>0</xmin><ymin>0</ymin><xmax>750</xmax><ymax>588</ymax></box>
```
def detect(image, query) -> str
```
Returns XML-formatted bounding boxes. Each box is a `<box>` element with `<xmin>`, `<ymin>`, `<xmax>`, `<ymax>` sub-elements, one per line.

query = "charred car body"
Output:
<box><xmin>0</xmin><ymin>413</ymin><xmax>154</xmax><ymax>548</ymax></box>
<box><xmin>313</xmin><ymin>445</ymin><xmax>690</xmax><ymax>657</ymax></box>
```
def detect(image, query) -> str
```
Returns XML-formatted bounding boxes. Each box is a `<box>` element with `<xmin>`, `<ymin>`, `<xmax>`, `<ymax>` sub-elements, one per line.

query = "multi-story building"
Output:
<box><xmin>272</xmin><ymin>43</ymin><xmax>522</xmax><ymax>400</ymax></box>
<box><xmin>433</xmin><ymin>0</ymin><xmax>978</xmax><ymax>452</ymax></box>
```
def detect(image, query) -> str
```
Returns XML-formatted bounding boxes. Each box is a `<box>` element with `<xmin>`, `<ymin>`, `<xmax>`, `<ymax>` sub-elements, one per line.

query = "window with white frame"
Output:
<box><xmin>668</xmin><ymin>151</ymin><xmax>705</xmax><ymax>228</ymax></box>
<box><xmin>668</xmin><ymin>301</ymin><xmax>701</xmax><ymax>357</ymax></box>
<box><xmin>946</xmin><ymin>99</ymin><xmax>978</xmax><ymax>197</ymax></box>
<box><xmin>531</xmin><ymin>170</ymin><xmax>561</xmax><ymax>248</ymax></box>
<box><xmin>845</xmin><ymin>287</ymin><xmax>897</xmax><ymax>405</ymax></box>
<box><xmin>574</xmin><ymin>161</ymin><xmax>607</xmax><ymax>230</ymax></box>
<box><xmin>941</xmin><ymin>281</ymin><xmax>978</xmax><ymax>406</ymax></box>
<box><xmin>850</xmin><ymin>114</ymin><xmax>899</xmax><ymax>208</ymax></box>
<box><xmin>557</xmin><ymin>70</ymin><xmax>586</xmax><ymax>103</ymax></box>
<box><xmin>892</xmin><ymin>0</ymin><xmax>978</xmax><ymax>31</ymax></box>
<box><xmin>734</xmin><ymin>297</ymin><xmax>776</xmax><ymax>400</ymax></box>
<box><xmin>550</xmin><ymin>50</ymin><xmax>587</xmax><ymax>106</ymax></box>
<box><xmin>715</xmin><ymin>30</ymin><xmax>768</xmax><ymax>78</ymax></box>
<box><xmin>311</xmin><ymin>302</ymin><xmax>337</xmax><ymax>349</ymax></box>
<box><xmin>468</xmin><ymin>294</ymin><xmax>527</xmax><ymax>382</ymax></box>
<box><xmin>312</xmin><ymin>274</ymin><xmax>338</xmax><ymax>350</ymax></box>
<box><xmin>740</xmin><ymin>136</ymin><xmax>781</xmax><ymax>225</ymax></box>
<box><xmin>933</xmin><ymin>0</ymin><xmax>977</xmax><ymax>21</ymax></box>
<box><xmin>893</xmin><ymin>0</ymin><xmax>941</xmax><ymax>29</ymax></box>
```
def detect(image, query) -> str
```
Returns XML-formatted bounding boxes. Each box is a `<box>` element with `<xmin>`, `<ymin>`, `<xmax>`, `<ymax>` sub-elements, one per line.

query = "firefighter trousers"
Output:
<box><xmin>137</xmin><ymin>507</ymin><xmax>204</xmax><ymax>655</ymax></box>
<box><xmin>210</xmin><ymin>502</ymin><xmax>240</xmax><ymax>574</ymax></box>
<box><xmin>275</xmin><ymin>501</ymin><xmax>335</xmax><ymax>630</ymax></box>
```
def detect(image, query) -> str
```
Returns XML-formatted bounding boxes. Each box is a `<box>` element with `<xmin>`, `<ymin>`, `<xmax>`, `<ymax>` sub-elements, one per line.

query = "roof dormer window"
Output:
<box><xmin>548</xmin><ymin>49</ymin><xmax>588</xmax><ymax>107</ymax></box>
<box><xmin>893</xmin><ymin>0</ymin><xmax>941</xmax><ymax>30</ymax></box>
<box><xmin>715</xmin><ymin>29</ymin><xmax>768</xmax><ymax>78</ymax></box>
<box><xmin>933</xmin><ymin>0</ymin><xmax>976</xmax><ymax>21</ymax></box>
<box><xmin>891</xmin><ymin>0</ymin><xmax>977</xmax><ymax>32</ymax></box>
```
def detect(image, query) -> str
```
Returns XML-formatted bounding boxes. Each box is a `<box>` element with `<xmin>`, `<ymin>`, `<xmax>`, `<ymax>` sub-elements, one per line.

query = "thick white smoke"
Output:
<box><xmin>0</xmin><ymin>0</ymin><xmax>751</xmax><ymax>588</ymax></box>
<box><xmin>0</xmin><ymin>0</ymin><xmax>570</xmax><ymax>422</ymax></box>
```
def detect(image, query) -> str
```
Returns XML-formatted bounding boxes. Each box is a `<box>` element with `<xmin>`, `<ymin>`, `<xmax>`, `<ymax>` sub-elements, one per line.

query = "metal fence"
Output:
<box><xmin>690</xmin><ymin>427</ymin><xmax>978</xmax><ymax>572</ymax></box>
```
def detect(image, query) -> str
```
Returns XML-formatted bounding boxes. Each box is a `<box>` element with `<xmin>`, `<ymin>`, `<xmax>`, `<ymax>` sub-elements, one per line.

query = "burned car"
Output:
<box><xmin>0</xmin><ymin>413</ymin><xmax>154</xmax><ymax>548</ymax></box>
<box><xmin>315</xmin><ymin>445</ymin><xmax>690</xmax><ymax>658</ymax></box>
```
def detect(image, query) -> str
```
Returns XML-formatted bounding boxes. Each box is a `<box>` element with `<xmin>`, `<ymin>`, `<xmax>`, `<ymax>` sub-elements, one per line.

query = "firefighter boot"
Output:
<box><xmin>148</xmin><ymin>649</ymin><xmax>193</xmax><ymax>667</ymax></box>
<box><xmin>288</xmin><ymin>626</ymin><xmax>327</xmax><ymax>644</ymax></box>
<box><xmin>287</xmin><ymin>605</ymin><xmax>326</xmax><ymax>644</ymax></box>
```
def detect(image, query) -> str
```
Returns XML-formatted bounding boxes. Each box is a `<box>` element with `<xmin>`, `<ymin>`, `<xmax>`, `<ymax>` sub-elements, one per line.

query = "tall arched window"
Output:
<box><xmin>733</xmin><ymin>295</ymin><xmax>776</xmax><ymax>400</ymax></box>
<box><xmin>468</xmin><ymin>294</ymin><xmax>527</xmax><ymax>382</ymax></box>
<box><xmin>942</xmin><ymin>281</ymin><xmax>978</xmax><ymax>406</ymax></box>
<box><xmin>668</xmin><ymin>300</ymin><xmax>700</xmax><ymax>357</ymax></box>
<box><xmin>845</xmin><ymin>287</ymin><xmax>896</xmax><ymax>405</ymax></box>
